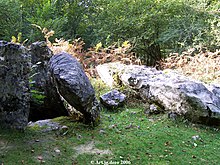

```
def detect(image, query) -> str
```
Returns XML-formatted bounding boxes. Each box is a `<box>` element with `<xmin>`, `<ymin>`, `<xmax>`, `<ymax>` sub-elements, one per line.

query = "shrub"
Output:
<box><xmin>0</xmin><ymin>0</ymin><xmax>22</xmax><ymax>41</ymax></box>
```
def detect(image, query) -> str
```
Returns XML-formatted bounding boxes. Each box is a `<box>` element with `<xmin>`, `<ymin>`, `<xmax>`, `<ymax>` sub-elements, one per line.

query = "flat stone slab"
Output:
<box><xmin>28</xmin><ymin>119</ymin><xmax>62</xmax><ymax>132</ymax></box>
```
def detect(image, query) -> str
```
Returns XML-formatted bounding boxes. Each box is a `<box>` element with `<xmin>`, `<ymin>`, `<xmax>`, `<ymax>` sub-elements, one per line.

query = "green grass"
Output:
<box><xmin>1</xmin><ymin>107</ymin><xmax>220</xmax><ymax>165</ymax></box>
<box><xmin>0</xmin><ymin>78</ymin><xmax>220</xmax><ymax>165</ymax></box>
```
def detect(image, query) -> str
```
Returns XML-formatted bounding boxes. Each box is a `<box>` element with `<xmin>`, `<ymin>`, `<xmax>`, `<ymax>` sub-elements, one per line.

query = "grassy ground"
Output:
<box><xmin>1</xmin><ymin>106</ymin><xmax>220</xmax><ymax>165</ymax></box>
<box><xmin>1</xmin><ymin>79</ymin><xmax>220</xmax><ymax>165</ymax></box>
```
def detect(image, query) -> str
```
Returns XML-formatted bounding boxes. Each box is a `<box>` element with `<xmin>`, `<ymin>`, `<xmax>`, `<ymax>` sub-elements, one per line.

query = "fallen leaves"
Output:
<box><xmin>125</xmin><ymin>123</ymin><xmax>133</xmax><ymax>129</ymax></box>
<box><xmin>192</xmin><ymin>155</ymin><xmax>196</xmax><ymax>158</ymax></box>
<box><xmin>37</xmin><ymin>156</ymin><xmax>43</xmax><ymax>160</ymax></box>
<box><xmin>164</xmin><ymin>141</ymin><xmax>171</xmax><ymax>146</ymax></box>
<box><xmin>108</xmin><ymin>141</ymin><xmax>112</xmax><ymax>145</ymax></box>
<box><xmin>37</xmin><ymin>155</ymin><xmax>45</xmax><ymax>163</ymax></box>
<box><xmin>125</xmin><ymin>123</ymin><xmax>141</xmax><ymax>130</ymax></box>
<box><xmin>109</xmin><ymin>124</ymin><xmax>117</xmax><ymax>129</ymax></box>
<box><xmin>99</xmin><ymin>129</ymin><xmax>106</xmax><ymax>134</ymax></box>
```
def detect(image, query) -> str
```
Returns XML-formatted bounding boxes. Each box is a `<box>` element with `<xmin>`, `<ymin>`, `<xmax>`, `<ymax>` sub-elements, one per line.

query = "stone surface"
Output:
<box><xmin>30</xmin><ymin>41</ymin><xmax>52</xmax><ymax>90</ymax></box>
<box><xmin>0</xmin><ymin>41</ymin><xmax>31</xmax><ymax>129</ymax></box>
<box><xmin>96</xmin><ymin>64</ymin><xmax>115</xmax><ymax>87</ymax></box>
<box><xmin>96</xmin><ymin>62</ymin><xmax>124</xmax><ymax>87</ymax></box>
<box><xmin>29</xmin><ymin>42</ymin><xmax>68</xmax><ymax>121</ymax></box>
<box><xmin>144</xmin><ymin>103</ymin><xmax>164</xmax><ymax>115</ymax></box>
<box><xmin>28</xmin><ymin>119</ymin><xmax>61</xmax><ymax>132</ymax></box>
<box><xmin>49</xmin><ymin>52</ymin><xmax>100</xmax><ymax>125</ymax></box>
<box><xmin>97</xmin><ymin>63</ymin><xmax>220</xmax><ymax>125</ymax></box>
<box><xmin>100</xmin><ymin>90</ymin><xmax>126</xmax><ymax>109</ymax></box>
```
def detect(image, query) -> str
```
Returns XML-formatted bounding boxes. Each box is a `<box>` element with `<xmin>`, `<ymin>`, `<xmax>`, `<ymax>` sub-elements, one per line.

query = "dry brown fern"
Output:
<box><xmin>49</xmin><ymin>38</ymin><xmax>141</xmax><ymax>78</ymax></box>
<box><xmin>160</xmin><ymin>48</ymin><xmax>220</xmax><ymax>84</ymax></box>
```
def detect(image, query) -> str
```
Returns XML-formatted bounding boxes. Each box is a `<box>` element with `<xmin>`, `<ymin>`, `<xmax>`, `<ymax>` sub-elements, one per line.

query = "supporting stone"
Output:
<box><xmin>0</xmin><ymin>41</ymin><xmax>31</xmax><ymax>129</ymax></box>
<box><xmin>29</xmin><ymin>42</ymin><xmax>68</xmax><ymax>121</ymax></box>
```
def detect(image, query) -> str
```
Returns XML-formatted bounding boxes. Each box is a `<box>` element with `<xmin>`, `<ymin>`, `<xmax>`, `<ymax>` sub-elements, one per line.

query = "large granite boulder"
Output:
<box><xmin>49</xmin><ymin>52</ymin><xmax>100</xmax><ymax>125</ymax></box>
<box><xmin>97</xmin><ymin>63</ymin><xmax>220</xmax><ymax>125</ymax></box>
<box><xmin>29</xmin><ymin>42</ymin><xmax>68</xmax><ymax>121</ymax></box>
<box><xmin>0</xmin><ymin>41</ymin><xmax>31</xmax><ymax>129</ymax></box>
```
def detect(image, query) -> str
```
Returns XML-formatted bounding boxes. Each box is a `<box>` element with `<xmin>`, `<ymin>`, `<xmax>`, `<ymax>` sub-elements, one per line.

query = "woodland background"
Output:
<box><xmin>1</xmin><ymin>0</ymin><xmax>220</xmax><ymax>65</ymax></box>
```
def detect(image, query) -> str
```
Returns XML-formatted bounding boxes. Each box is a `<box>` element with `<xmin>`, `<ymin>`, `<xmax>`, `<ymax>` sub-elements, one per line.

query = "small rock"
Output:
<box><xmin>77</xmin><ymin>134</ymin><xmax>82</xmax><ymax>139</ymax></box>
<box><xmin>109</xmin><ymin>124</ymin><xmax>117</xmax><ymax>129</ymax></box>
<box><xmin>54</xmin><ymin>149</ymin><xmax>61</xmax><ymax>154</ymax></box>
<box><xmin>59</xmin><ymin>125</ymin><xmax>69</xmax><ymax>136</ymax></box>
<box><xmin>192</xmin><ymin>135</ymin><xmax>200</xmax><ymax>141</ymax></box>
<box><xmin>148</xmin><ymin>119</ymin><xmax>154</xmax><ymax>122</ymax></box>
<box><xmin>150</xmin><ymin>104</ymin><xmax>157</xmax><ymax>111</ymax></box>
<box><xmin>99</xmin><ymin>129</ymin><xmax>106</xmax><ymax>134</ymax></box>
<box><xmin>125</xmin><ymin>123</ymin><xmax>133</xmax><ymax>129</ymax></box>
<box><xmin>168</xmin><ymin>112</ymin><xmax>178</xmax><ymax>121</ymax></box>
<box><xmin>100</xmin><ymin>90</ymin><xmax>126</xmax><ymax>109</ymax></box>
<box><xmin>37</xmin><ymin>156</ymin><xmax>43</xmax><ymax>160</ymax></box>
<box><xmin>193</xmin><ymin>143</ymin><xmax>198</xmax><ymax>147</ymax></box>
<box><xmin>61</xmin><ymin>125</ymin><xmax>68</xmax><ymax>130</ymax></box>
<box><xmin>149</xmin><ymin>104</ymin><xmax>163</xmax><ymax>115</ymax></box>
<box><xmin>139</xmin><ymin>118</ymin><xmax>144</xmax><ymax>121</ymax></box>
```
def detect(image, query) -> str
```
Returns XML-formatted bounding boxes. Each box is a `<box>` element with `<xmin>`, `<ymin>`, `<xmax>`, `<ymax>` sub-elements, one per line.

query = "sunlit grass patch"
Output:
<box><xmin>1</xmin><ymin>93</ymin><xmax>220</xmax><ymax>164</ymax></box>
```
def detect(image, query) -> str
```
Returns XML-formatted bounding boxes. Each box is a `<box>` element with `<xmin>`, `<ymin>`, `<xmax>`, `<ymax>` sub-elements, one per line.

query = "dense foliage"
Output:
<box><xmin>0</xmin><ymin>0</ymin><xmax>22</xmax><ymax>41</ymax></box>
<box><xmin>1</xmin><ymin>0</ymin><xmax>220</xmax><ymax>65</ymax></box>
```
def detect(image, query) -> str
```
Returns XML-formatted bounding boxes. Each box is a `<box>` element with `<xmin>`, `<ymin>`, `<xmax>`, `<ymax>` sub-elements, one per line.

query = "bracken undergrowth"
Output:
<box><xmin>49</xmin><ymin>38</ymin><xmax>141</xmax><ymax>78</ymax></box>
<box><xmin>160</xmin><ymin>48</ymin><xmax>220</xmax><ymax>84</ymax></box>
